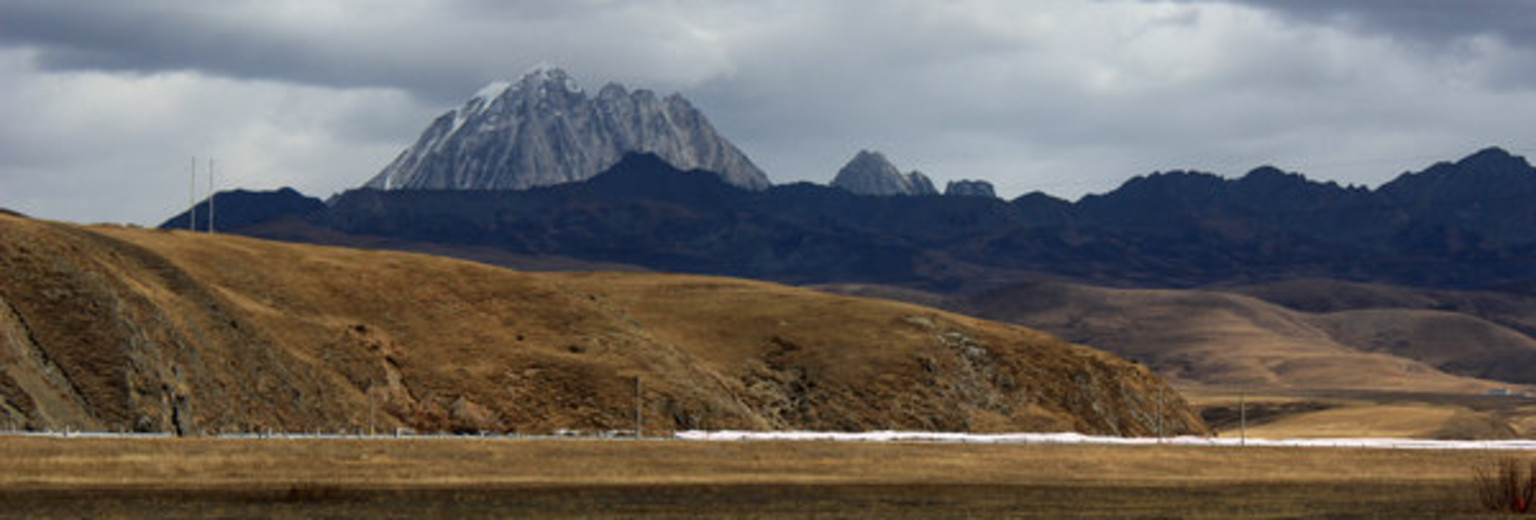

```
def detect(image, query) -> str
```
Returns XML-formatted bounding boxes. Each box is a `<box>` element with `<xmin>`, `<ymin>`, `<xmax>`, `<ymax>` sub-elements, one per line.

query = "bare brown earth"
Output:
<box><xmin>0</xmin><ymin>214</ymin><xmax>1202</xmax><ymax>437</ymax></box>
<box><xmin>0</xmin><ymin>436</ymin><xmax>1516</xmax><ymax>518</ymax></box>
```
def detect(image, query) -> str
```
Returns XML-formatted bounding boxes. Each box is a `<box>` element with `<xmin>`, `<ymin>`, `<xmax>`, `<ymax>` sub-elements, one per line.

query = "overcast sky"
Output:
<box><xmin>3</xmin><ymin>0</ymin><xmax>1533</xmax><ymax>225</ymax></box>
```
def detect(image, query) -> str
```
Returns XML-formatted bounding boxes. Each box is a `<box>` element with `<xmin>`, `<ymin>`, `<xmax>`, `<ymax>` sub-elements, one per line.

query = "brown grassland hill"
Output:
<box><xmin>1232</xmin><ymin>278</ymin><xmax>1536</xmax><ymax>336</ymax></box>
<box><xmin>824</xmin><ymin>280</ymin><xmax>1536</xmax><ymax>439</ymax></box>
<box><xmin>899</xmin><ymin>281</ymin><xmax>1514</xmax><ymax>392</ymax></box>
<box><xmin>0</xmin><ymin>214</ymin><xmax>1204</xmax><ymax>436</ymax></box>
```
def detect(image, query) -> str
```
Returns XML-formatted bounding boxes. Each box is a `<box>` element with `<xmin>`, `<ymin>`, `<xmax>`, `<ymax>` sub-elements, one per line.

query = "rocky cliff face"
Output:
<box><xmin>365</xmin><ymin>67</ymin><xmax>770</xmax><ymax>191</ymax></box>
<box><xmin>945</xmin><ymin>179</ymin><xmax>997</xmax><ymax>198</ymax></box>
<box><xmin>831</xmin><ymin>150</ymin><xmax>938</xmax><ymax>196</ymax></box>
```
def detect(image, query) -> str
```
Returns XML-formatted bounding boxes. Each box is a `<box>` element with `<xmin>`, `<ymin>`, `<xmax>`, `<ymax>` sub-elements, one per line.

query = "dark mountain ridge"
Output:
<box><xmin>162</xmin><ymin>187</ymin><xmax>325</xmax><ymax>232</ymax></box>
<box><xmin>164</xmin><ymin>147</ymin><xmax>1536</xmax><ymax>292</ymax></box>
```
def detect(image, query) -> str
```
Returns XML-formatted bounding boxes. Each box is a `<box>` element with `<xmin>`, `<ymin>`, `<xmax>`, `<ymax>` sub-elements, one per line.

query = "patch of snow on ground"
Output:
<box><xmin>675</xmin><ymin>430</ymin><xmax>1536</xmax><ymax>450</ymax></box>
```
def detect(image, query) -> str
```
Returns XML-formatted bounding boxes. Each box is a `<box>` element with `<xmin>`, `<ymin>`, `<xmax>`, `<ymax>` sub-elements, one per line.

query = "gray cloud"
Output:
<box><xmin>1174</xmin><ymin>0</ymin><xmax>1536</xmax><ymax>90</ymax></box>
<box><xmin>2</xmin><ymin>0</ymin><xmax>1534</xmax><ymax>225</ymax></box>
<box><xmin>0</xmin><ymin>0</ymin><xmax>776</xmax><ymax>103</ymax></box>
<box><xmin>1210</xmin><ymin>0</ymin><xmax>1536</xmax><ymax>47</ymax></box>
<box><xmin>2</xmin><ymin>0</ymin><xmax>504</xmax><ymax>101</ymax></box>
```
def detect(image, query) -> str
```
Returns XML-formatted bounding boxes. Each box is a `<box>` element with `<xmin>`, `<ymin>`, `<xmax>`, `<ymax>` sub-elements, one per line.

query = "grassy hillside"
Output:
<box><xmin>0</xmin><ymin>214</ymin><xmax>1203</xmax><ymax>436</ymax></box>
<box><xmin>822</xmin><ymin>280</ymin><xmax>1536</xmax><ymax>438</ymax></box>
<box><xmin>1311</xmin><ymin>309</ymin><xmax>1536</xmax><ymax>383</ymax></box>
<box><xmin>952</xmin><ymin>281</ymin><xmax>1503</xmax><ymax>392</ymax></box>
<box><xmin>1232</xmin><ymin>278</ymin><xmax>1536</xmax><ymax>340</ymax></box>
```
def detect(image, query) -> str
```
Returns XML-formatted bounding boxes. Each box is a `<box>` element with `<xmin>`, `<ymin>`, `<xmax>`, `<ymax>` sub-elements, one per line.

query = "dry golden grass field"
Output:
<box><xmin>0</xmin><ymin>435</ymin><xmax>1522</xmax><ymax>518</ymax></box>
<box><xmin>1188</xmin><ymin>388</ymin><xmax>1536</xmax><ymax>441</ymax></box>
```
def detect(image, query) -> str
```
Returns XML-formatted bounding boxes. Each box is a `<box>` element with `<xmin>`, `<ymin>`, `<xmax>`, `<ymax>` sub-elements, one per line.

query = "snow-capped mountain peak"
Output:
<box><xmin>515</xmin><ymin>66</ymin><xmax>583</xmax><ymax>95</ymax></box>
<box><xmin>365</xmin><ymin>68</ymin><xmax>770</xmax><ymax>191</ymax></box>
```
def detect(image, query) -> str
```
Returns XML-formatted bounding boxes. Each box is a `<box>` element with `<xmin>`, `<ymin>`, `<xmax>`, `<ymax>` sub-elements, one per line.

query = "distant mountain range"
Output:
<box><xmin>159</xmin><ymin>68</ymin><xmax>1536</xmax><ymax>291</ymax></box>
<box><xmin>165</xmin><ymin>146</ymin><xmax>1536</xmax><ymax>292</ymax></box>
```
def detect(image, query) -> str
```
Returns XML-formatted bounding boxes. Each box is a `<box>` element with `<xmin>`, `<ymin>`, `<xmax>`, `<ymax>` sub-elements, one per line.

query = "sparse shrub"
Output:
<box><xmin>1472</xmin><ymin>458</ymin><xmax>1536</xmax><ymax>513</ymax></box>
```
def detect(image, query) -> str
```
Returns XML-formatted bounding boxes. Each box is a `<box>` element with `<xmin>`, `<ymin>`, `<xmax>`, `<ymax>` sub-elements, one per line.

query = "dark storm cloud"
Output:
<box><xmin>1172</xmin><ymin>0</ymin><xmax>1536</xmax><ymax>90</ymax></box>
<box><xmin>0</xmin><ymin>0</ymin><xmax>479</xmax><ymax>100</ymax></box>
<box><xmin>1217</xmin><ymin>0</ymin><xmax>1536</xmax><ymax>46</ymax></box>
<box><xmin>0</xmin><ymin>0</ymin><xmax>823</xmax><ymax>104</ymax></box>
<box><xmin>5</xmin><ymin>3</ymin><xmax>308</xmax><ymax>76</ymax></box>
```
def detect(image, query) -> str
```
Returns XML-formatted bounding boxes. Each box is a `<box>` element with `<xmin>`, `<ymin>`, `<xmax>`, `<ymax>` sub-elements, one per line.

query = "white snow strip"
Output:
<box><xmin>473</xmin><ymin>80</ymin><xmax>513</xmax><ymax>103</ymax></box>
<box><xmin>440</xmin><ymin>80</ymin><xmax>512</xmax><ymax>140</ymax></box>
<box><xmin>9</xmin><ymin>428</ymin><xmax>1536</xmax><ymax>451</ymax></box>
<box><xmin>674</xmin><ymin>430</ymin><xmax>1536</xmax><ymax>450</ymax></box>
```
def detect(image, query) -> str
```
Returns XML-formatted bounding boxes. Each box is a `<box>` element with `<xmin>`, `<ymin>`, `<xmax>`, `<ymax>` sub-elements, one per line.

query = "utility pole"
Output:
<box><xmin>207</xmin><ymin>158</ymin><xmax>215</xmax><ymax>234</ymax></box>
<box><xmin>634</xmin><ymin>376</ymin><xmax>643</xmax><ymax>439</ymax></box>
<box><xmin>189</xmin><ymin>157</ymin><xmax>197</xmax><ymax>231</ymax></box>
<box><xmin>1239</xmin><ymin>391</ymin><xmax>1247</xmax><ymax>447</ymax></box>
<box><xmin>368</xmin><ymin>389</ymin><xmax>376</xmax><ymax>437</ymax></box>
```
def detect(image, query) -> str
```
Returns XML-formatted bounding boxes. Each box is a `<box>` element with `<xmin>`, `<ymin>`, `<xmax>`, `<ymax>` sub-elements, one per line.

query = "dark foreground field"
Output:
<box><xmin>0</xmin><ymin>436</ymin><xmax>1519</xmax><ymax>518</ymax></box>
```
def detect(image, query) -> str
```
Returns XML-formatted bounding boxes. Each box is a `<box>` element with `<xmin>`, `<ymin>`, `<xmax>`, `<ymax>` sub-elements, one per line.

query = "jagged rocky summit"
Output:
<box><xmin>831</xmin><ymin>150</ymin><xmax>938</xmax><ymax>196</ymax></box>
<box><xmin>944</xmin><ymin>179</ymin><xmax>997</xmax><ymax>198</ymax></box>
<box><xmin>365</xmin><ymin>67</ymin><xmax>771</xmax><ymax>191</ymax></box>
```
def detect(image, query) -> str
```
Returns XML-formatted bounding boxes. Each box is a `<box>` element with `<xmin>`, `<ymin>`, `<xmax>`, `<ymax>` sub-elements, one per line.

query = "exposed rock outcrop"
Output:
<box><xmin>945</xmin><ymin>179</ymin><xmax>997</xmax><ymax>198</ymax></box>
<box><xmin>831</xmin><ymin>150</ymin><xmax>937</xmax><ymax>196</ymax></box>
